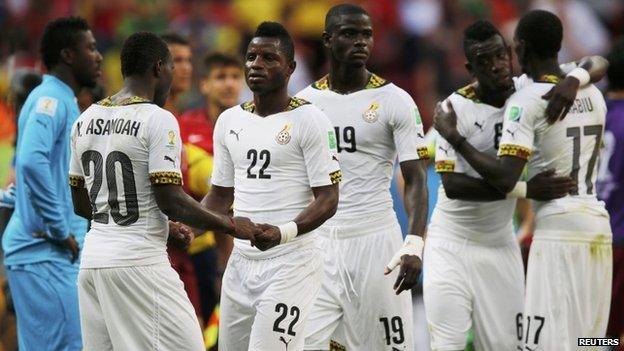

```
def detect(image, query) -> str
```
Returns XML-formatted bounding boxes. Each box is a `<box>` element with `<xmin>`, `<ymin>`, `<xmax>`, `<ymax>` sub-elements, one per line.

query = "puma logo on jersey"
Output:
<box><xmin>506</xmin><ymin>128</ymin><xmax>517</xmax><ymax>139</ymax></box>
<box><xmin>230</xmin><ymin>129</ymin><xmax>242</xmax><ymax>141</ymax></box>
<box><xmin>438</xmin><ymin>145</ymin><xmax>450</xmax><ymax>156</ymax></box>
<box><xmin>417</xmin><ymin>132</ymin><xmax>424</xmax><ymax>138</ymax></box>
<box><xmin>164</xmin><ymin>155</ymin><xmax>176</xmax><ymax>167</ymax></box>
<box><xmin>474</xmin><ymin>121</ymin><xmax>484</xmax><ymax>131</ymax></box>
<box><xmin>279</xmin><ymin>336</ymin><xmax>292</xmax><ymax>350</ymax></box>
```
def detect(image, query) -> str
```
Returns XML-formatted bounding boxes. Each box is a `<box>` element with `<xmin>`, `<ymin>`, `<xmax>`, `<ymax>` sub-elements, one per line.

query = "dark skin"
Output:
<box><xmin>435</xmin><ymin>32</ymin><xmax>608</xmax><ymax>195</ymax></box>
<box><xmin>324</xmin><ymin>13</ymin><xmax>428</xmax><ymax>294</ymax></box>
<box><xmin>71</xmin><ymin>53</ymin><xmax>259</xmax><ymax>242</ymax></box>
<box><xmin>440</xmin><ymin>34</ymin><xmax>576</xmax><ymax>201</ymax></box>
<box><xmin>201</xmin><ymin>37</ymin><xmax>339</xmax><ymax>251</ymax></box>
<box><xmin>46</xmin><ymin>30</ymin><xmax>102</xmax><ymax>262</ymax></box>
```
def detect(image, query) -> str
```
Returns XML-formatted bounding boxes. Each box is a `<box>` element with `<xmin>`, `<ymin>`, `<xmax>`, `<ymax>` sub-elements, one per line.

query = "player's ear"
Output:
<box><xmin>154</xmin><ymin>59</ymin><xmax>164</xmax><ymax>78</ymax></box>
<box><xmin>60</xmin><ymin>47</ymin><xmax>76</xmax><ymax>65</ymax></box>
<box><xmin>287</xmin><ymin>60</ymin><xmax>296</xmax><ymax>76</ymax></box>
<box><xmin>322</xmin><ymin>31</ymin><xmax>331</xmax><ymax>49</ymax></box>
<box><xmin>465</xmin><ymin>61</ymin><xmax>474</xmax><ymax>76</ymax></box>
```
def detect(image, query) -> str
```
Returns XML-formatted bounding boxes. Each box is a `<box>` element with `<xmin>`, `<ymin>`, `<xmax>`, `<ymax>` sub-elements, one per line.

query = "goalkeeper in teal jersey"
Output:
<box><xmin>2</xmin><ymin>17</ymin><xmax>102</xmax><ymax>350</ymax></box>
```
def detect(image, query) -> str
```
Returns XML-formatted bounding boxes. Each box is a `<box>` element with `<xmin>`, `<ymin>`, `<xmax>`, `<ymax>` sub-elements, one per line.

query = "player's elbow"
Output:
<box><xmin>321</xmin><ymin>187</ymin><xmax>339</xmax><ymax>220</ymax></box>
<box><xmin>493</xmin><ymin>177</ymin><xmax>516</xmax><ymax>194</ymax></box>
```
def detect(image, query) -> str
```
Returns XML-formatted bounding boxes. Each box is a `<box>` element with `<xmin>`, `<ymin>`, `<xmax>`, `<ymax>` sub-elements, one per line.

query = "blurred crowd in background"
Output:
<box><xmin>1</xmin><ymin>0</ymin><xmax>623</xmax><ymax>164</ymax></box>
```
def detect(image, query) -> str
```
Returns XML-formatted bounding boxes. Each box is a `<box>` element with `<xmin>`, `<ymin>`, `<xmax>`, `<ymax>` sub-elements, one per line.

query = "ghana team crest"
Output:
<box><xmin>362</xmin><ymin>102</ymin><xmax>380</xmax><ymax>123</ymax></box>
<box><xmin>276</xmin><ymin>123</ymin><xmax>293</xmax><ymax>145</ymax></box>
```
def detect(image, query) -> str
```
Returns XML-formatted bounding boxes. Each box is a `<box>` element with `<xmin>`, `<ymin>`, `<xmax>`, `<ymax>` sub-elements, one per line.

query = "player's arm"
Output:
<box><xmin>441</xmin><ymin>173</ymin><xmax>505</xmax><ymax>201</ymax></box>
<box><xmin>291</xmin><ymin>184</ymin><xmax>339</xmax><ymax>234</ymax></box>
<box><xmin>383</xmin><ymin>97</ymin><xmax>430</xmax><ymax>294</ymax></box>
<box><xmin>543</xmin><ymin>55</ymin><xmax>609</xmax><ymax>123</ymax></box>
<box><xmin>152</xmin><ymin>183</ymin><xmax>233</xmax><ymax>233</ymax></box>
<box><xmin>434</xmin><ymin>101</ymin><xmax>526</xmax><ymax>194</ymax></box>
<box><xmin>19</xmin><ymin>97</ymin><xmax>71</xmax><ymax>240</ymax></box>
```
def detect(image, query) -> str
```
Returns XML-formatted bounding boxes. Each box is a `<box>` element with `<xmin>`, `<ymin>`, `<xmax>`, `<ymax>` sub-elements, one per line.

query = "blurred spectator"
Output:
<box><xmin>597</xmin><ymin>38</ymin><xmax>624</xmax><ymax>348</ymax></box>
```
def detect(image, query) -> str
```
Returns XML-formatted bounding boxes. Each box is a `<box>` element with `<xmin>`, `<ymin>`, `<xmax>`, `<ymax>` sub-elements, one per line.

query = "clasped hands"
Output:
<box><xmin>168</xmin><ymin>218</ymin><xmax>282</xmax><ymax>251</ymax></box>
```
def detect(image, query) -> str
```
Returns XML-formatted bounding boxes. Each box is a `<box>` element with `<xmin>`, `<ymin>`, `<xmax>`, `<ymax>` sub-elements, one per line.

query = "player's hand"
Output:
<box><xmin>527</xmin><ymin>169</ymin><xmax>577</xmax><ymax>200</ymax></box>
<box><xmin>254</xmin><ymin>223</ymin><xmax>281</xmax><ymax>251</ymax></box>
<box><xmin>168</xmin><ymin>221</ymin><xmax>194</xmax><ymax>249</ymax></box>
<box><xmin>61</xmin><ymin>234</ymin><xmax>80</xmax><ymax>264</ymax></box>
<box><xmin>542</xmin><ymin>76</ymin><xmax>580</xmax><ymax>124</ymax></box>
<box><xmin>385</xmin><ymin>254</ymin><xmax>422</xmax><ymax>295</ymax></box>
<box><xmin>433</xmin><ymin>101</ymin><xmax>463</xmax><ymax>146</ymax></box>
<box><xmin>384</xmin><ymin>235</ymin><xmax>424</xmax><ymax>295</ymax></box>
<box><xmin>231</xmin><ymin>216</ymin><xmax>262</xmax><ymax>243</ymax></box>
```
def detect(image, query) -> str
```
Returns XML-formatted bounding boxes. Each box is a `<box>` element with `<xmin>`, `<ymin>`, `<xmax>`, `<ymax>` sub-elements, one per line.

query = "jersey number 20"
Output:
<box><xmin>81</xmin><ymin>150</ymin><xmax>139</xmax><ymax>226</ymax></box>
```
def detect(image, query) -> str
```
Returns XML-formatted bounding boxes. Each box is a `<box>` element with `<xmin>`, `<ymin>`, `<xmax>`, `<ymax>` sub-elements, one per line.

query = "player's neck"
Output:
<box><xmin>49</xmin><ymin>66</ymin><xmax>81</xmax><ymax>95</ymax></box>
<box><xmin>527</xmin><ymin>58</ymin><xmax>564</xmax><ymax>81</ymax></box>
<box><xmin>117</xmin><ymin>78</ymin><xmax>155</xmax><ymax>103</ymax></box>
<box><xmin>475</xmin><ymin>82</ymin><xmax>512</xmax><ymax>108</ymax></box>
<box><xmin>253</xmin><ymin>89</ymin><xmax>290</xmax><ymax>117</ymax></box>
<box><xmin>328</xmin><ymin>63</ymin><xmax>369</xmax><ymax>94</ymax></box>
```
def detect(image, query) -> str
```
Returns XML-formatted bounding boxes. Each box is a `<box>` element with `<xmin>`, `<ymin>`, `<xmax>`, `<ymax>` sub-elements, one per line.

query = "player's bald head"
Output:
<box><xmin>325</xmin><ymin>4</ymin><xmax>369</xmax><ymax>33</ymax></box>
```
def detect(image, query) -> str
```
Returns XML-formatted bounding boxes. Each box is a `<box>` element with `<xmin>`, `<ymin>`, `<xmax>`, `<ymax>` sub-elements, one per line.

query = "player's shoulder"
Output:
<box><xmin>448</xmin><ymin>84</ymin><xmax>481</xmax><ymax>110</ymax></box>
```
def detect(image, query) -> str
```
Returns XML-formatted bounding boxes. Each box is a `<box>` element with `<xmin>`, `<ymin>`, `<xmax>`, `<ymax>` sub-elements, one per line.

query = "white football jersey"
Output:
<box><xmin>69</xmin><ymin>97</ymin><xmax>183</xmax><ymax>268</ymax></box>
<box><xmin>211</xmin><ymin>97</ymin><xmax>341</xmax><ymax>257</ymax></box>
<box><xmin>498</xmin><ymin>76</ymin><xmax>608</xmax><ymax>220</ymax></box>
<box><xmin>431</xmin><ymin>85</ymin><xmax>517</xmax><ymax>244</ymax></box>
<box><xmin>296</xmin><ymin>74</ymin><xmax>428</xmax><ymax>222</ymax></box>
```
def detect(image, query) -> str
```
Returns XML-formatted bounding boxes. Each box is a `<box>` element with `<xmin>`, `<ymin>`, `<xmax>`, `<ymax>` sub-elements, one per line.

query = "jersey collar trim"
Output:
<box><xmin>96</xmin><ymin>96</ymin><xmax>152</xmax><ymax>107</ymax></box>
<box><xmin>240</xmin><ymin>97</ymin><xmax>310</xmax><ymax>114</ymax></box>
<box><xmin>311</xmin><ymin>73</ymin><xmax>389</xmax><ymax>91</ymax></box>
<box><xmin>455</xmin><ymin>84</ymin><xmax>481</xmax><ymax>103</ymax></box>
<box><xmin>535</xmin><ymin>74</ymin><xmax>562</xmax><ymax>84</ymax></box>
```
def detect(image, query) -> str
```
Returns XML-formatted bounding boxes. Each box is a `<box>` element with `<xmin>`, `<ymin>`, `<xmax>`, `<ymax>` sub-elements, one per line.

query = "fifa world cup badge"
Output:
<box><xmin>276</xmin><ymin>123</ymin><xmax>292</xmax><ymax>145</ymax></box>
<box><xmin>362</xmin><ymin>102</ymin><xmax>380</xmax><ymax>123</ymax></box>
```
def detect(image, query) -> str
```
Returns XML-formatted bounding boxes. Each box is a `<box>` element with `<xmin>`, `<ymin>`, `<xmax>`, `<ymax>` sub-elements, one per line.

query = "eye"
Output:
<box><xmin>363</xmin><ymin>30</ymin><xmax>373</xmax><ymax>38</ymax></box>
<box><xmin>246</xmin><ymin>53</ymin><xmax>255</xmax><ymax>61</ymax></box>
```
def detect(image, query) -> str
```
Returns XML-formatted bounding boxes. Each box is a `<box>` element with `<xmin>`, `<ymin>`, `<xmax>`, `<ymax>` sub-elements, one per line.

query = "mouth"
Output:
<box><xmin>351</xmin><ymin>51</ymin><xmax>368</xmax><ymax>58</ymax></box>
<box><xmin>247</xmin><ymin>73</ymin><xmax>266</xmax><ymax>83</ymax></box>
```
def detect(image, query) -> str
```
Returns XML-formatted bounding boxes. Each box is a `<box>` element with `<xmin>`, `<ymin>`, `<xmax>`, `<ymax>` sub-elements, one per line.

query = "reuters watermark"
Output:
<box><xmin>577</xmin><ymin>338</ymin><xmax>620</xmax><ymax>347</ymax></box>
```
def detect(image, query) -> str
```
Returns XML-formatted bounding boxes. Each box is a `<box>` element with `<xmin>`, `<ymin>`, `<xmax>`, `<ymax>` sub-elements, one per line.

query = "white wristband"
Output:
<box><xmin>507</xmin><ymin>181</ymin><xmax>527</xmax><ymax>199</ymax></box>
<box><xmin>385</xmin><ymin>234</ymin><xmax>424</xmax><ymax>273</ymax></box>
<box><xmin>278</xmin><ymin>221</ymin><xmax>298</xmax><ymax>244</ymax></box>
<box><xmin>567</xmin><ymin>67</ymin><xmax>590</xmax><ymax>86</ymax></box>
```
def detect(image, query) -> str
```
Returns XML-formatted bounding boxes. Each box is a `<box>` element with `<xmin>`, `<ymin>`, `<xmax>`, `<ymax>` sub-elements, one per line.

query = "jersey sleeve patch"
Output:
<box><xmin>435</xmin><ymin>160</ymin><xmax>455</xmax><ymax>173</ymax></box>
<box><xmin>417</xmin><ymin>147</ymin><xmax>430</xmax><ymax>160</ymax></box>
<box><xmin>35</xmin><ymin>96</ymin><xmax>58</xmax><ymax>117</ymax></box>
<box><xmin>69</xmin><ymin>175</ymin><xmax>85</xmax><ymax>188</ymax></box>
<box><xmin>329</xmin><ymin>170</ymin><xmax>342</xmax><ymax>185</ymax></box>
<box><xmin>498</xmin><ymin>144</ymin><xmax>532</xmax><ymax>160</ymax></box>
<box><xmin>149</xmin><ymin>171</ymin><xmax>182</xmax><ymax>185</ymax></box>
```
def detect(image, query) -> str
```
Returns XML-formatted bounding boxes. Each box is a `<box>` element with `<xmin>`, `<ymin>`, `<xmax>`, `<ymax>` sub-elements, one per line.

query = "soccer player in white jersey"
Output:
<box><xmin>201</xmin><ymin>22</ymin><xmax>340</xmax><ymax>351</ymax></box>
<box><xmin>68</xmin><ymin>32</ymin><xmax>260</xmax><ymax>351</ymax></box>
<box><xmin>435</xmin><ymin>10</ymin><xmax>611</xmax><ymax>351</ymax></box>
<box><xmin>295</xmin><ymin>5</ymin><xmax>429</xmax><ymax>350</ymax></box>
<box><xmin>427</xmin><ymin>20</ymin><xmax>608</xmax><ymax>351</ymax></box>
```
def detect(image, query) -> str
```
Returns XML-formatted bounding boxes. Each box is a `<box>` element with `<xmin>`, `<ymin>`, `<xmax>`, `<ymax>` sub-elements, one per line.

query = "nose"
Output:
<box><xmin>96</xmin><ymin>50</ymin><xmax>103</xmax><ymax>64</ymax></box>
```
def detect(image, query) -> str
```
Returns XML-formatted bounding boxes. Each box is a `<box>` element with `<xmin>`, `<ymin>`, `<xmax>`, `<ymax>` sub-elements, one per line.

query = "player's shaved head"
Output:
<box><xmin>253</xmin><ymin>21</ymin><xmax>294</xmax><ymax>62</ymax></box>
<box><xmin>515</xmin><ymin>10</ymin><xmax>562</xmax><ymax>59</ymax></box>
<box><xmin>325</xmin><ymin>4</ymin><xmax>369</xmax><ymax>32</ymax></box>
<box><xmin>463</xmin><ymin>20</ymin><xmax>504</xmax><ymax>61</ymax></box>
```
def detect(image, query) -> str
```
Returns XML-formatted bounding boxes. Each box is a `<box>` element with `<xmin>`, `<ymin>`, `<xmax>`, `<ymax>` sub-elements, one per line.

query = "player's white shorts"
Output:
<box><xmin>523</xmin><ymin>212</ymin><xmax>612</xmax><ymax>351</ymax></box>
<box><xmin>78</xmin><ymin>263</ymin><xmax>204</xmax><ymax>351</ymax></box>
<box><xmin>219</xmin><ymin>239</ymin><xmax>323</xmax><ymax>351</ymax></box>
<box><xmin>423</xmin><ymin>235</ymin><xmax>524</xmax><ymax>351</ymax></box>
<box><xmin>304</xmin><ymin>210</ymin><xmax>414</xmax><ymax>351</ymax></box>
